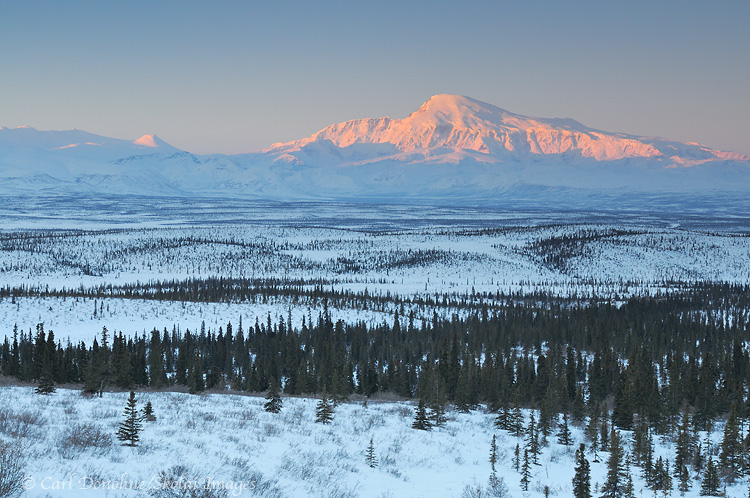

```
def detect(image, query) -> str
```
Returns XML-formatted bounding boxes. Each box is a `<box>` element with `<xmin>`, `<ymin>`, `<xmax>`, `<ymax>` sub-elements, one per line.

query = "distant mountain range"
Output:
<box><xmin>2</xmin><ymin>95</ymin><xmax>749</xmax><ymax>211</ymax></box>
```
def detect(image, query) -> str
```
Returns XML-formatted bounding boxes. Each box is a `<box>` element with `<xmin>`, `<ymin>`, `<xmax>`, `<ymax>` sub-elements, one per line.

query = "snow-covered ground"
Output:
<box><xmin>0</xmin><ymin>386</ymin><xmax>734</xmax><ymax>498</ymax></box>
<box><xmin>0</xmin><ymin>296</ymin><xmax>398</xmax><ymax>345</ymax></box>
<box><xmin>3</xmin><ymin>223</ymin><xmax>749</xmax><ymax>292</ymax></box>
<box><xmin>1</xmin><ymin>205</ymin><xmax>747</xmax><ymax>497</ymax></box>
<box><xmin>2</xmin><ymin>219</ymin><xmax>749</xmax><ymax>342</ymax></box>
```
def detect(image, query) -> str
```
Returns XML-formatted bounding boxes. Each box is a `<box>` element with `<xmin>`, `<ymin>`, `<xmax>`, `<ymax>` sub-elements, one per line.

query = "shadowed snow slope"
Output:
<box><xmin>2</xmin><ymin>96</ymin><xmax>749</xmax><ymax>211</ymax></box>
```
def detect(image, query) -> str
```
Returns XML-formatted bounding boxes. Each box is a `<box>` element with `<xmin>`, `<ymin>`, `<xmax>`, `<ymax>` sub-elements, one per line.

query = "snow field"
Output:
<box><xmin>0</xmin><ymin>386</ymin><xmax>738</xmax><ymax>498</ymax></box>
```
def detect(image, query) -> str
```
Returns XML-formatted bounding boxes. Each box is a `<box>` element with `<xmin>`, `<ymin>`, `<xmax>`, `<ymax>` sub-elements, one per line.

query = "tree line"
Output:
<box><xmin>1</xmin><ymin>285</ymin><xmax>748</xmax><ymax>429</ymax></box>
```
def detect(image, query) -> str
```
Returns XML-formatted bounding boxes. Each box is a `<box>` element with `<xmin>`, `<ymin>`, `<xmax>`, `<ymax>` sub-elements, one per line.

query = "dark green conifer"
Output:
<box><xmin>557</xmin><ymin>412</ymin><xmax>572</xmax><ymax>446</ymax></box>
<box><xmin>188</xmin><ymin>354</ymin><xmax>204</xmax><ymax>394</ymax></box>
<box><xmin>677</xmin><ymin>463</ymin><xmax>691</xmax><ymax>495</ymax></box>
<box><xmin>601</xmin><ymin>428</ymin><xmax>624</xmax><ymax>498</ymax></box>
<box><xmin>719</xmin><ymin>402</ymin><xmax>742</xmax><ymax>482</ymax></box>
<box><xmin>520</xmin><ymin>447</ymin><xmax>531</xmax><ymax>491</ymax></box>
<box><xmin>489</xmin><ymin>434</ymin><xmax>498</xmax><ymax>473</ymax></box>
<box><xmin>117</xmin><ymin>391</ymin><xmax>142</xmax><ymax>447</ymax></box>
<box><xmin>699</xmin><ymin>457</ymin><xmax>719</xmax><ymax>496</ymax></box>
<box><xmin>264</xmin><ymin>381</ymin><xmax>283</xmax><ymax>414</ymax></box>
<box><xmin>315</xmin><ymin>389</ymin><xmax>334</xmax><ymax>424</ymax></box>
<box><xmin>412</xmin><ymin>398</ymin><xmax>432</xmax><ymax>431</ymax></box>
<box><xmin>572</xmin><ymin>443</ymin><xmax>591</xmax><ymax>498</ymax></box>
<box><xmin>365</xmin><ymin>437</ymin><xmax>377</xmax><ymax>468</ymax></box>
<box><xmin>142</xmin><ymin>401</ymin><xmax>156</xmax><ymax>422</ymax></box>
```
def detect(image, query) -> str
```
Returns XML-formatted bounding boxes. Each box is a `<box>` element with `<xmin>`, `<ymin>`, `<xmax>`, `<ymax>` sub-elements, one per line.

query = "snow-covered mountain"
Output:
<box><xmin>2</xmin><ymin>95</ymin><xmax>749</xmax><ymax>211</ymax></box>
<box><xmin>269</xmin><ymin>94</ymin><xmax>747</xmax><ymax>163</ymax></box>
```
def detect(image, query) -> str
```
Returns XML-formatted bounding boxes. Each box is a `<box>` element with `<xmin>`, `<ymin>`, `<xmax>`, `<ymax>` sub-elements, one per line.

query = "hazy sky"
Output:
<box><xmin>2</xmin><ymin>1</ymin><xmax>749</xmax><ymax>155</ymax></box>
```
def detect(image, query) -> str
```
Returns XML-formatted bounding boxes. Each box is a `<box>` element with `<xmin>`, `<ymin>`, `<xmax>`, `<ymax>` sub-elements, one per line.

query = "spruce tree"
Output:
<box><xmin>573</xmin><ymin>443</ymin><xmax>592</xmax><ymax>498</ymax></box>
<box><xmin>488</xmin><ymin>473</ymin><xmax>509</xmax><ymax>497</ymax></box>
<box><xmin>527</xmin><ymin>410</ymin><xmax>540</xmax><ymax>465</ymax></box>
<box><xmin>117</xmin><ymin>391</ymin><xmax>142</xmax><ymax>447</ymax></box>
<box><xmin>557</xmin><ymin>412</ymin><xmax>572</xmax><ymax>446</ymax></box>
<box><xmin>412</xmin><ymin>398</ymin><xmax>432</xmax><ymax>431</ymax></box>
<box><xmin>623</xmin><ymin>456</ymin><xmax>635</xmax><ymax>498</ymax></box>
<box><xmin>513</xmin><ymin>443</ymin><xmax>520</xmax><ymax>472</ymax></box>
<box><xmin>489</xmin><ymin>434</ymin><xmax>498</xmax><ymax>473</ymax></box>
<box><xmin>188</xmin><ymin>354</ymin><xmax>204</xmax><ymax>394</ymax></box>
<box><xmin>35</xmin><ymin>364</ymin><xmax>56</xmax><ymax>395</ymax></box>
<box><xmin>511</xmin><ymin>399</ymin><xmax>524</xmax><ymax>437</ymax></box>
<box><xmin>600</xmin><ymin>416</ymin><xmax>609</xmax><ymax>452</ymax></box>
<box><xmin>572</xmin><ymin>387</ymin><xmax>587</xmax><ymax>423</ymax></box>
<box><xmin>677</xmin><ymin>464</ymin><xmax>691</xmax><ymax>495</ymax></box>
<box><xmin>35</xmin><ymin>333</ymin><xmax>56</xmax><ymax>395</ymax></box>
<box><xmin>699</xmin><ymin>457</ymin><xmax>719</xmax><ymax>496</ymax></box>
<box><xmin>719</xmin><ymin>402</ymin><xmax>742</xmax><ymax>482</ymax></box>
<box><xmin>650</xmin><ymin>456</ymin><xmax>672</xmax><ymax>492</ymax></box>
<box><xmin>315</xmin><ymin>389</ymin><xmax>334</xmax><ymax>424</ymax></box>
<box><xmin>142</xmin><ymin>401</ymin><xmax>156</xmax><ymax>422</ymax></box>
<box><xmin>520</xmin><ymin>447</ymin><xmax>531</xmax><ymax>491</ymax></box>
<box><xmin>674</xmin><ymin>407</ymin><xmax>693</xmax><ymax>476</ymax></box>
<box><xmin>693</xmin><ymin>442</ymin><xmax>704</xmax><ymax>474</ymax></box>
<box><xmin>428</xmin><ymin>403</ymin><xmax>446</xmax><ymax>428</ymax></box>
<box><xmin>632</xmin><ymin>416</ymin><xmax>649</xmax><ymax>467</ymax></box>
<box><xmin>495</xmin><ymin>400</ymin><xmax>510</xmax><ymax>431</ymax></box>
<box><xmin>264</xmin><ymin>381</ymin><xmax>283</xmax><ymax>414</ymax></box>
<box><xmin>365</xmin><ymin>437</ymin><xmax>377</xmax><ymax>468</ymax></box>
<box><xmin>601</xmin><ymin>428</ymin><xmax>624</xmax><ymax>498</ymax></box>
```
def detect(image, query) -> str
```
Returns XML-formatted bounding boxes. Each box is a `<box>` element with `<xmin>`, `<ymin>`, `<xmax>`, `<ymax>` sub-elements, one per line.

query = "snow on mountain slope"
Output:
<box><xmin>1</xmin><ymin>96</ymin><xmax>749</xmax><ymax>209</ymax></box>
<box><xmin>267</xmin><ymin>94</ymin><xmax>748</xmax><ymax>163</ymax></box>
<box><xmin>0</xmin><ymin>126</ymin><xmax>179</xmax><ymax>154</ymax></box>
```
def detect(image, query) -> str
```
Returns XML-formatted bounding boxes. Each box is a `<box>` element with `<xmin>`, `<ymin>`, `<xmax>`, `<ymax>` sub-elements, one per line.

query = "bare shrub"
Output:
<box><xmin>0</xmin><ymin>408</ymin><xmax>45</xmax><ymax>439</ymax></box>
<box><xmin>387</xmin><ymin>405</ymin><xmax>412</xmax><ymax>418</ymax></box>
<box><xmin>149</xmin><ymin>465</ymin><xmax>228</xmax><ymax>498</ymax></box>
<box><xmin>0</xmin><ymin>441</ymin><xmax>24</xmax><ymax>498</ymax></box>
<box><xmin>461</xmin><ymin>475</ymin><xmax>509</xmax><ymax>498</ymax></box>
<box><xmin>262</xmin><ymin>423</ymin><xmax>280</xmax><ymax>437</ymax></box>
<box><xmin>57</xmin><ymin>423</ymin><xmax>113</xmax><ymax>459</ymax></box>
<box><xmin>89</xmin><ymin>407</ymin><xmax>120</xmax><ymax>420</ymax></box>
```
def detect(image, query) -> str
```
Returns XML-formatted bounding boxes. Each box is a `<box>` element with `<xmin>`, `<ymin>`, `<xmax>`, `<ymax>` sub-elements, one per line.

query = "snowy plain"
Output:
<box><xmin>1</xmin><ymin>199</ymin><xmax>749</xmax><ymax>497</ymax></box>
<box><xmin>0</xmin><ymin>386</ymin><xmax>732</xmax><ymax>498</ymax></box>
<box><xmin>2</xmin><ymin>202</ymin><xmax>750</xmax><ymax>343</ymax></box>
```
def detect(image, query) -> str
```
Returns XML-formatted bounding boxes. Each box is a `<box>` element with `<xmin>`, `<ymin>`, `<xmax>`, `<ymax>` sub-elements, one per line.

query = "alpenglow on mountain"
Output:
<box><xmin>1</xmin><ymin>95</ymin><xmax>749</xmax><ymax>210</ymax></box>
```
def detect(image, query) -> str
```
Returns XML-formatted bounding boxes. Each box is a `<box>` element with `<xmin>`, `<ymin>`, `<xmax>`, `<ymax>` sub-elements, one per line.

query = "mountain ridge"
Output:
<box><xmin>1</xmin><ymin>95</ymin><xmax>749</xmax><ymax>211</ymax></box>
<box><xmin>265</xmin><ymin>94</ymin><xmax>748</xmax><ymax>164</ymax></box>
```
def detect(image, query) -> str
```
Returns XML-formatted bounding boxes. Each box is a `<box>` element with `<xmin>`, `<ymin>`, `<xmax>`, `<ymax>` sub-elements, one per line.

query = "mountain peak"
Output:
<box><xmin>134</xmin><ymin>134</ymin><xmax>164</xmax><ymax>148</ymax></box>
<box><xmin>407</xmin><ymin>94</ymin><xmax>514</xmax><ymax>130</ymax></box>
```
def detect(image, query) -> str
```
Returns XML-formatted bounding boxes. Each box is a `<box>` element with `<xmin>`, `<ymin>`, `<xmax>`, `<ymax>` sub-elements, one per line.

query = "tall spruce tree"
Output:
<box><xmin>573</xmin><ymin>443</ymin><xmax>592</xmax><ymax>498</ymax></box>
<box><xmin>601</xmin><ymin>428</ymin><xmax>625</xmax><ymax>498</ymax></box>
<box><xmin>527</xmin><ymin>410</ymin><xmax>540</xmax><ymax>465</ymax></box>
<box><xmin>412</xmin><ymin>398</ymin><xmax>432</xmax><ymax>431</ymax></box>
<box><xmin>719</xmin><ymin>402</ymin><xmax>742</xmax><ymax>482</ymax></box>
<box><xmin>35</xmin><ymin>329</ymin><xmax>56</xmax><ymax>395</ymax></box>
<box><xmin>489</xmin><ymin>434</ymin><xmax>498</xmax><ymax>473</ymax></box>
<box><xmin>520</xmin><ymin>447</ymin><xmax>531</xmax><ymax>491</ymax></box>
<box><xmin>699</xmin><ymin>457</ymin><xmax>720</xmax><ymax>496</ymax></box>
<box><xmin>188</xmin><ymin>354</ymin><xmax>204</xmax><ymax>394</ymax></box>
<box><xmin>674</xmin><ymin>407</ymin><xmax>693</xmax><ymax>476</ymax></box>
<box><xmin>117</xmin><ymin>391</ymin><xmax>142</xmax><ymax>447</ymax></box>
<box><xmin>557</xmin><ymin>412</ymin><xmax>572</xmax><ymax>446</ymax></box>
<box><xmin>677</xmin><ymin>463</ymin><xmax>691</xmax><ymax>495</ymax></box>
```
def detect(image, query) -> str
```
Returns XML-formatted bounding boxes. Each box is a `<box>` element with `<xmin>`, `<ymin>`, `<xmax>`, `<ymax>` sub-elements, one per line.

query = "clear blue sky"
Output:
<box><xmin>2</xmin><ymin>0</ymin><xmax>748</xmax><ymax>155</ymax></box>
